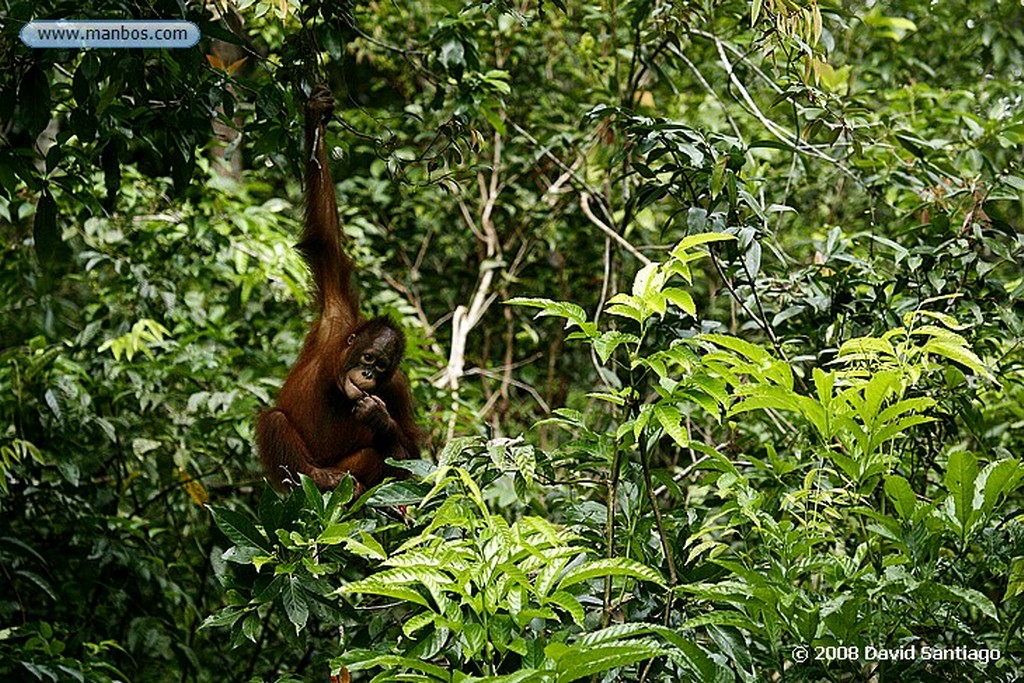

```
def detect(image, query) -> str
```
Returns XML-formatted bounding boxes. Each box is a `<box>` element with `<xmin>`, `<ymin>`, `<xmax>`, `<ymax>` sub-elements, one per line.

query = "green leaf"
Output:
<box><xmin>702</xmin><ymin>333</ymin><xmax>772</xmax><ymax>365</ymax></box>
<box><xmin>593</xmin><ymin>331</ymin><xmax>639</xmax><ymax>363</ymax></box>
<box><xmin>572</xmin><ymin>622</ymin><xmax>655</xmax><ymax>645</ymax></box>
<box><xmin>332</xmin><ymin>651</ymin><xmax>449</xmax><ymax>679</ymax></box>
<box><xmin>605</xmin><ymin>294</ymin><xmax>645</xmax><ymax>323</ymax></box>
<box><xmin>868</xmin><ymin>234</ymin><xmax>909</xmax><ymax>262</ymax></box>
<box><xmin>861</xmin><ymin>370</ymin><xmax>898</xmax><ymax>423</ymax></box>
<box><xmin>710</xmin><ymin>155</ymin><xmax>727</xmax><ymax>197</ymax></box>
<box><xmin>325</xmin><ymin>474</ymin><xmax>355</xmax><ymax>509</ymax></box>
<box><xmin>1003</xmin><ymin>175</ymin><xmax>1024</xmax><ymax>192</ymax></box>
<box><xmin>869</xmin><ymin>414</ymin><xmax>934</xmax><ymax>454</ymax></box>
<box><xmin>241</xmin><ymin>613</ymin><xmax>260</xmax><ymax>642</ymax></box>
<box><xmin>535</xmin><ymin>555</ymin><xmax>572</xmax><ymax>600</ymax></box>
<box><xmin>208</xmin><ymin>505</ymin><xmax>271</xmax><ymax>552</ymax></box>
<box><xmin>631</xmin><ymin>263</ymin><xmax>661</xmax><ymax>298</ymax></box>
<box><xmin>729</xmin><ymin>386</ymin><xmax>825</xmax><ymax>439</ymax></box>
<box><xmin>663</xmin><ymin>287</ymin><xmax>696</xmax><ymax>316</ymax></box>
<box><xmin>463</xmin><ymin>622</ymin><xmax>486</xmax><ymax>658</ymax></box>
<box><xmin>402</xmin><ymin>610</ymin><xmax>436</xmax><ymax>637</ymax></box>
<box><xmin>20</xmin><ymin>65</ymin><xmax>51</xmax><ymax>139</ymax></box>
<box><xmin>480</xmin><ymin>99</ymin><xmax>507</xmax><ymax>135</ymax></box>
<box><xmin>922</xmin><ymin>338</ymin><xmax>995</xmax><ymax>381</ymax></box>
<box><xmin>255</xmin><ymin>574</ymin><xmax>284</xmax><ymax>602</ymax></box>
<box><xmin>343</xmin><ymin>564</ymin><xmax>452</xmax><ymax>590</ymax></box>
<box><xmin>647</xmin><ymin>626</ymin><xmax>733</xmax><ymax>682</ymax></box>
<box><xmin>301</xmin><ymin>474</ymin><xmax>325</xmax><ymax>516</ymax></box>
<box><xmin>316</xmin><ymin>522</ymin><xmax>354</xmax><ymax>546</ymax></box>
<box><xmin>671</xmin><ymin>232</ymin><xmax>735</xmax><ymax>259</ymax></box>
<box><xmin>654</xmin><ymin>404</ymin><xmax>688</xmax><ymax>447</ymax></box>
<box><xmin>938</xmin><ymin>585</ymin><xmax>998</xmax><ymax>622</ymax></box>
<box><xmin>812</xmin><ymin>367</ymin><xmax>834</xmax><ymax>408</ymax></box>
<box><xmin>365</xmin><ymin>479</ymin><xmax>425</xmax><ymax>506</ymax></box>
<box><xmin>865</xmin><ymin>13</ymin><xmax>918</xmax><ymax>39</ymax></box>
<box><xmin>743</xmin><ymin>240</ymin><xmax>761</xmax><ymax>277</ymax></box>
<box><xmin>440</xmin><ymin>39</ymin><xmax>465</xmax><ymax>73</ymax></box>
<box><xmin>344</xmin><ymin>531</ymin><xmax>387</xmax><ymax>560</ymax></box>
<box><xmin>884</xmin><ymin>475</ymin><xmax>917</xmax><ymax>519</ymax></box>
<box><xmin>464</xmin><ymin>672</ymin><xmax>553</xmax><ymax>683</ymax></box>
<box><xmin>876</xmin><ymin>397</ymin><xmax>935</xmax><ymax>424</ymax></box>
<box><xmin>557</xmin><ymin>558</ymin><xmax>664</xmax><ymax>590</ymax></box>
<box><xmin>838</xmin><ymin>336</ymin><xmax>897</xmax><ymax>360</ymax></box>
<box><xmin>506</xmin><ymin>298</ymin><xmax>589</xmax><ymax>330</ymax></box>
<box><xmin>682</xmin><ymin>610</ymin><xmax>758</xmax><ymax>630</ymax></box>
<box><xmin>337</xmin><ymin>578</ymin><xmax>431</xmax><ymax>608</ymax></box>
<box><xmin>555</xmin><ymin>643</ymin><xmax>667</xmax><ymax>683</ymax></box>
<box><xmin>1005</xmin><ymin>558</ymin><xmax>1024</xmax><ymax>602</ymax></box>
<box><xmin>282</xmin><ymin>576</ymin><xmax>309</xmax><ymax>633</ymax></box>
<box><xmin>200</xmin><ymin>608</ymin><xmax>245</xmax><ymax>630</ymax></box>
<box><xmin>545</xmin><ymin>590</ymin><xmax>585</xmax><ymax>626</ymax></box>
<box><xmin>978</xmin><ymin>459</ymin><xmax>1024</xmax><ymax>516</ymax></box>
<box><xmin>33</xmin><ymin>189</ymin><xmax>69</xmax><ymax>266</ymax></box>
<box><xmin>587</xmin><ymin>391</ymin><xmax>627</xmax><ymax>406</ymax></box>
<box><xmin>945</xmin><ymin>449</ymin><xmax>978</xmax><ymax>535</ymax></box>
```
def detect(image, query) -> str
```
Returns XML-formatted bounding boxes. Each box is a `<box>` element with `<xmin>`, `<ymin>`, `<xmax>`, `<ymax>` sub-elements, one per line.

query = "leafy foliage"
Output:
<box><xmin>2</xmin><ymin>0</ymin><xmax>1023</xmax><ymax>681</ymax></box>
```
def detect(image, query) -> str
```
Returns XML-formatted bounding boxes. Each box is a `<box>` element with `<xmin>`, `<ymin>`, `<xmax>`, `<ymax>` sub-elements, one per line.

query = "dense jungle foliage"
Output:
<box><xmin>2</xmin><ymin>0</ymin><xmax>1023</xmax><ymax>681</ymax></box>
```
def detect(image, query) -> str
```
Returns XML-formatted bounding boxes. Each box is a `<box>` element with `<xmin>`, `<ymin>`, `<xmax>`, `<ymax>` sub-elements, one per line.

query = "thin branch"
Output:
<box><xmin>580</xmin><ymin>193</ymin><xmax>652</xmax><ymax>266</ymax></box>
<box><xmin>683</xmin><ymin>31</ymin><xmax>858</xmax><ymax>181</ymax></box>
<box><xmin>511</xmin><ymin>121</ymin><xmax>624</xmax><ymax>231</ymax></box>
<box><xmin>437</xmin><ymin>131</ymin><xmax>505</xmax><ymax>392</ymax></box>
<box><xmin>601</xmin><ymin>440</ymin><xmax>623</xmax><ymax>629</ymax></box>
<box><xmin>467</xmin><ymin>365</ymin><xmax>551</xmax><ymax>414</ymax></box>
<box><xmin>652</xmin><ymin>454</ymin><xmax>710</xmax><ymax>498</ymax></box>
<box><xmin>709</xmin><ymin>249</ymin><xmax>785</xmax><ymax>358</ymax></box>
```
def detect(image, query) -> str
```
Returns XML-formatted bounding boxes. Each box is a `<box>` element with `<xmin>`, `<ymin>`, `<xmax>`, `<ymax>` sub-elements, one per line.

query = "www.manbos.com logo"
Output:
<box><xmin>21</xmin><ymin>20</ymin><xmax>200</xmax><ymax>49</ymax></box>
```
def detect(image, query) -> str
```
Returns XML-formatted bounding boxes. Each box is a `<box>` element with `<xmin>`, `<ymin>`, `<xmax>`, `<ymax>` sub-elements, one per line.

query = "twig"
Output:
<box><xmin>580</xmin><ymin>193</ymin><xmax>653</xmax><ymax>266</ymax></box>
<box><xmin>709</xmin><ymin>249</ymin><xmax>786</xmax><ymax>359</ymax></box>
<box><xmin>464</xmin><ymin>364</ymin><xmax>550</xmax><ymax>412</ymax></box>
<box><xmin>684</xmin><ymin>31</ymin><xmax>857</xmax><ymax>181</ymax></box>
<box><xmin>652</xmin><ymin>454</ymin><xmax>710</xmax><ymax>498</ymax></box>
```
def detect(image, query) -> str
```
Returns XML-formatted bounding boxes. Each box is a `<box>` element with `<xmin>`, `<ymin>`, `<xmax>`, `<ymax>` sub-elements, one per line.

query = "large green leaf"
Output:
<box><xmin>554</xmin><ymin>643</ymin><xmax>667</xmax><ymax>682</ymax></box>
<box><xmin>884</xmin><ymin>475</ymin><xmax>918</xmax><ymax>519</ymax></box>
<box><xmin>557</xmin><ymin>558</ymin><xmax>664</xmax><ymax>590</ymax></box>
<box><xmin>945</xmin><ymin>449</ymin><xmax>979</xmax><ymax>536</ymax></box>
<box><xmin>671</xmin><ymin>232</ymin><xmax>735</xmax><ymax>259</ymax></box>
<box><xmin>281</xmin><ymin>576</ymin><xmax>309</xmax><ymax>633</ymax></box>
<box><xmin>208</xmin><ymin>505</ymin><xmax>272</xmax><ymax>552</ymax></box>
